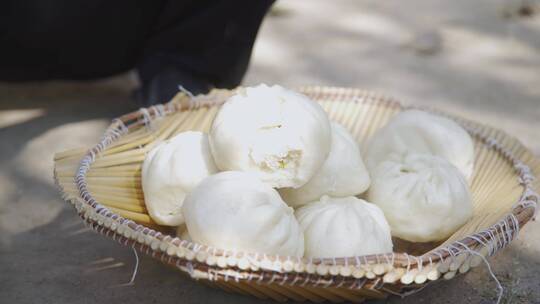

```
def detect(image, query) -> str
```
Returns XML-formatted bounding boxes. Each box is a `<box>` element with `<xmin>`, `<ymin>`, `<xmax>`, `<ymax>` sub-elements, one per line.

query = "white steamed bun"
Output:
<box><xmin>176</xmin><ymin>225</ymin><xmax>192</xmax><ymax>242</ymax></box>
<box><xmin>367</xmin><ymin>153</ymin><xmax>473</xmax><ymax>242</ymax></box>
<box><xmin>280</xmin><ymin>122</ymin><xmax>370</xmax><ymax>207</ymax></box>
<box><xmin>209</xmin><ymin>84</ymin><xmax>332</xmax><ymax>188</ymax></box>
<box><xmin>364</xmin><ymin>110</ymin><xmax>475</xmax><ymax>179</ymax></box>
<box><xmin>182</xmin><ymin>171</ymin><xmax>304</xmax><ymax>257</ymax></box>
<box><xmin>296</xmin><ymin>196</ymin><xmax>393</xmax><ymax>258</ymax></box>
<box><xmin>141</xmin><ymin>131</ymin><xmax>218</xmax><ymax>226</ymax></box>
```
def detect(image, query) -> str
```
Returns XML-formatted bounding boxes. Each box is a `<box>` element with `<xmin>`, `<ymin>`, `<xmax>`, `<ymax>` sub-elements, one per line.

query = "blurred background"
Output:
<box><xmin>1</xmin><ymin>1</ymin><xmax>539</xmax><ymax>303</ymax></box>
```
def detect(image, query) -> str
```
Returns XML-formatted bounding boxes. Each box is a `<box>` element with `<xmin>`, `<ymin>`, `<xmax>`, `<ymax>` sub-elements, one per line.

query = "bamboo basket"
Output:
<box><xmin>54</xmin><ymin>87</ymin><xmax>539</xmax><ymax>302</ymax></box>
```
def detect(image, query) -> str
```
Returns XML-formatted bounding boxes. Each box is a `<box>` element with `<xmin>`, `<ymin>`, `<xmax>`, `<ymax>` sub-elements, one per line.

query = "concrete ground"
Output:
<box><xmin>1</xmin><ymin>1</ymin><xmax>539</xmax><ymax>303</ymax></box>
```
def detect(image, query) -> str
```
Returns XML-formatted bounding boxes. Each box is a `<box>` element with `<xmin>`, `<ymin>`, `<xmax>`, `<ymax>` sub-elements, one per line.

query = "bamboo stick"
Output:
<box><xmin>264</xmin><ymin>284</ymin><xmax>306</xmax><ymax>302</ymax></box>
<box><xmin>303</xmin><ymin>286</ymin><xmax>344</xmax><ymax>303</ymax></box>
<box><xmin>53</xmin><ymin>155</ymin><xmax>82</xmax><ymax>166</ymax></box>
<box><xmin>92</xmin><ymin>194</ymin><xmax>145</xmax><ymax>206</ymax></box>
<box><xmin>106</xmin><ymin>127</ymin><xmax>148</xmax><ymax>148</ymax></box>
<box><xmin>106</xmin><ymin>206</ymin><xmax>157</xmax><ymax>227</ymax></box>
<box><xmin>57</xmin><ymin>176</ymin><xmax>141</xmax><ymax>188</ymax></box>
<box><xmin>103</xmin><ymin>114</ymin><xmax>179</xmax><ymax>155</ymax></box>
<box><xmin>282</xmin><ymin>285</ymin><xmax>325</xmax><ymax>303</ymax></box>
<box><xmin>215</xmin><ymin>281</ymin><xmax>252</xmax><ymax>297</ymax></box>
<box><xmin>60</xmin><ymin>183</ymin><xmax>144</xmax><ymax>197</ymax></box>
<box><xmin>107</xmin><ymin>115</ymin><xmax>173</xmax><ymax>143</ymax></box>
<box><xmin>92</xmin><ymin>148</ymin><xmax>147</xmax><ymax>166</ymax></box>
<box><xmin>194</xmin><ymin>105</ymin><xmax>219</xmax><ymax>133</ymax></box>
<box><xmin>243</xmin><ymin>282</ymin><xmax>288</xmax><ymax>302</ymax></box>
<box><xmin>55</xmin><ymin>164</ymin><xmax>142</xmax><ymax>175</ymax></box>
<box><xmin>87</xmin><ymin>110</ymin><xmax>201</xmax><ymax>170</ymax></box>
<box><xmin>326</xmin><ymin>287</ymin><xmax>365</xmax><ymax>303</ymax></box>
<box><xmin>345</xmin><ymin>287</ymin><xmax>386</xmax><ymax>301</ymax></box>
<box><xmin>60</xmin><ymin>189</ymin><xmax>146</xmax><ymax>211</ymax></box>
<box><xmin>167</xmin><ymin>107</ymin><xmax>211</xmax><ymax>137</ymax></box>
<box><xmin>97</xmin><ymin>200</ymin><xmax>147</xmax><ymax>213</ymax></box>
<box><xmin>54</xmin><ymin>147</ymin><xmax>88</xmax><ymax>161</ymax></box>
<box><xmin>90</xmin><ymin>154</ymin><xmax>146</xmax><ymax>168</ymax></box>
<box><xmin>145</xmin><ymin>110</ymin><xmax>202</xmax><ymax>150</ymax></box>
<box><xmin>56</xmin><ymin>170</ymin><xmax>141</xmax><ymax>178</ymax></box>
<box><xmin>229</xmin><ymin>281</ymin><xmax>268</xmax><ymax>299</ymax></box>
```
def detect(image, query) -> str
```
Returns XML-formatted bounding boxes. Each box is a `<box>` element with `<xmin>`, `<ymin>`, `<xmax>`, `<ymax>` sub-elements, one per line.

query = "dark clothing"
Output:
<box><xmin>0</xmin><ymin>0</ymin><xmax>274</xmax><ymax>104</ymax></box>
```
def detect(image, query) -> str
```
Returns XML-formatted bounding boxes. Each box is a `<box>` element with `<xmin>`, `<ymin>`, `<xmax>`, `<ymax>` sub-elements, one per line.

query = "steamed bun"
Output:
<box><xmin>176</xmin><ymin>225</ymin><xmax>192</xmax><ymax>242</ymax></box>
<box><xmin>182</xmin><ymin>171</ymin><xmax>304</xmax><ymax>256</ymax></box>
<box><xmin>296</xmin><ymin>196</ymin><xmax>393</xmax><ymax>258</ymax></box>
<box><xmin>364</xmin><ymin>110</ymin><xmax>475</xmax><ymax>179</ymax></box>
<box><xmin>368</xmin><ymin>153</ymin><xmax>473</xmax><ymax>242</ymax></box>
<box><xmin>280</xmin><ymin>122</ymin><xmax>370</xmax><ymax>207</ymax></box>
<box><xmin>209</xmin><ymin>84</ymin><xmax>332</xmax><ymax>188</ymax></box>
<box><xmin>141</xmin><ymin>131</ymin><xmax>218</xmax><ymax>226</ymax></box>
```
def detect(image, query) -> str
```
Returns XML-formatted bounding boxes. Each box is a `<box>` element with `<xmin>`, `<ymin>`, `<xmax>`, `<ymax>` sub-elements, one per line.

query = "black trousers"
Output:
<box><xmin>0</xmin><ymin>0</ymin><xmax>274</xmax><ymax>104</ymax></box>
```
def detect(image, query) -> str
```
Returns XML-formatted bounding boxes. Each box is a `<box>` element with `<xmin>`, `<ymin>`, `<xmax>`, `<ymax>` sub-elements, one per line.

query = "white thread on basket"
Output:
<box><xmin>336</xmin><ymin>276</ymin><xmax>346</xmax><ymax>288</ymax></box>
<box><xmin>186</xmin><ymin>262</ymin><xmax>195</xmax><ymax>278</ymax></box>
<box><xmin>322</xmin><ymin>277</ymin><xmax>333</xmax><ymax>288</ymax></box>
<box><xmin>500</xmin><ymin>220</ymin><xmax>512</xmax><ymax>246</ymax></box>
<box><xmin>111</xmin><ymin>119</ymin><xmax>129</xmax><ymax>134</ymax></box>
<box><xmin>178</xmin><ymin>85</ymin><xmax>195</xmax><ymax>99</ymax></box>
<box><xmin>476</xmin><ymin>233</ymin><xmax>495</xmax><ymax>256</ymax></box>
<box><xmin>356</xmin><ymin>278</ymin><xmax>367</xmax><ymax>289</ymax></box>
<box><xmin>381</xmin><ymin>282</ymin><xmax>432</xmax><ymax>298</ymax></box>
<box><xmin>455</xmin><ymin>241</ymin><xmax>503</xmax><ymax>304</ymax></box>
<box><xmin>125</xmin><ymin>246</ymin><xmax>139</xmax><ymax>286</ymax></box>
<box><xmin>383</xmin><ymin>253</ymin><xmax>391</xmax><ymax>266</ymax></box>
<box><xmin>348</xmin><ymin>278</ymin><xmax>357</xmax><ymax>289</ymax></box>
<box><xmin>139</xmin><ymin>108</ymin><xmax>152</xmax><ymax>128</ymax></box>
<box><xmin>223</xmin><ymin>269</ymin><xmax>229</xmax><ymax>282</ymax></box>
<box><xmin>362</xmin><ymin>255</ymin><xmax>369</xmax><ymax>266</ymax></box>
<box><xmin>494</xmin><ymin>223</ymin><xmax>506</xmax><ymax>249</ymax></box>
<box><xmin>483</xmin><ymin>230</ymin><xmax>497</xmax><ymax>255</ymax></box>
<box><xmin>404</xmin><ymin>253</ymin><xmax>411</xmax><ymax>273</ymax></box>
<box><xmin>416</xmin><ymin>256</ymin><xmax>423</xmax><ymax>272</ymax></box>
<box><xmin>268</xmin><ymin>272</ymin><xmax>278</xmax><ymax>284</ymax></box>
<box><xmin>509</xmin><ymin>213</ymin><xmax>520</xmax><ymax>239</ymax></box>
<box><xmin>373</xmin><ymin>277</ymin><xmax>383</xmax><ymax>289</ymax></box>
<box><xmin>300</xmin><ymin>274</ymin><xmax>310</xmax><ymax>287</ymax></box>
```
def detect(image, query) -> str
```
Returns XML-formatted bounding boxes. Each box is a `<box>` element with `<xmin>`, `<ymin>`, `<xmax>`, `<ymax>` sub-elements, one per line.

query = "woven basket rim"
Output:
<box><xmin>56</xmin><ymin>86</ymin><xmax>539</xmax><ymax>289</ymax></box>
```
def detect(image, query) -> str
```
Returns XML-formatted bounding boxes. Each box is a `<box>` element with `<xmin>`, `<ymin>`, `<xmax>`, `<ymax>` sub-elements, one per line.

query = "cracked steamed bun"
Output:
<box><xmin>367</xmin><ymin>153</ymin><xmax>473</xmax><ymax>242</ymax></box>
<box><xmin>364</xmin><ymin>110</ymin><xmax>475</xmax><ymax>179</ymax></box>
<box><xmin>182</xmin><ymin>171</ymin><xmax>305</xmax><ymax>257</ymax></box>
<box><xmin>141</xmin><ymin>131</ymin><xmax>218</xmax><ymax>226</ymax></box>
<box><xmin>280</xmin><ymin>122</ymin><xmax>371</xmax><ymax>207</ymax></box>
<box><xmin>296</xmin><ymin>196</ymin><xmax>393</xmax><ymax>258</ymax></box>
<box><xmin>209</xmin><ymin>84</ymin><xmax>332</xmax><ymax>188</ymax></box>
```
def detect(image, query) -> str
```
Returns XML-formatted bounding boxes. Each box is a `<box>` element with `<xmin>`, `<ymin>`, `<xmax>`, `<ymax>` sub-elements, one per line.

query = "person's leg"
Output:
<box><xmin>0</xmin><ymin>0</ymin><xmax>163</xmax><ymax>80</ymax></box>
<box><xmin>0</xmin><ymin>0</ymin><xmax>274</xmax><ymax>105</ymax></box>
<box><xmin>137</xmin><ymin>0</ymin><xmax>275</xmax><ymax>105</ymax></box>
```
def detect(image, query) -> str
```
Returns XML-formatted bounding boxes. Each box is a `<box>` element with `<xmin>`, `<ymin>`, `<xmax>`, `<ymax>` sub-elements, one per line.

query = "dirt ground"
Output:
<box><xmin>1</xmin><ymin>1</ymin><xmax>539</xmax><ymax>303</ymax></box>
